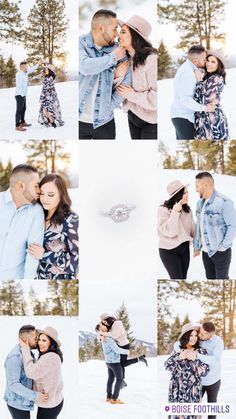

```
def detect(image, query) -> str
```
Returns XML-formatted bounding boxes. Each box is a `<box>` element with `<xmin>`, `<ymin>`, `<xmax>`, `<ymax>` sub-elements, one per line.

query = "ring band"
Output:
<box><xmin>101</xmin><ymin>204</ymin><xmax>136</xmax><ymax>223</ymax></box>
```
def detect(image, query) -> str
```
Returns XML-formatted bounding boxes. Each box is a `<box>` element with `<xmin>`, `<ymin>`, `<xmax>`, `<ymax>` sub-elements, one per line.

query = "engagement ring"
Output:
<box><xmin>101</xmin><ymin>204</ymin><xmax>136</xmax><ymax>223</ymax></box>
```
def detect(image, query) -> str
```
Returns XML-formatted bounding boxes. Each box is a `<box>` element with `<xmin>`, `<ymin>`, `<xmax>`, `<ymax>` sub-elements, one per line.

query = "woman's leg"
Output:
<box><xmin>179</xmin><ymin>242</ymin><xmax>190</xmax><ymax>279</ymax></box>
<box><xmin>36</xmin><ymin>400</ymin><xmax>63</xmax><ymax>419</ymax></box>
<box><xmin>128</xmin><ymin>111</ymin><xmax>142</xmax><ymax>139</ymax></box>
<box><xmin>159</xmin><ymin>248</ymin><xmax>183</xmax><ymax>279</ymax></box>
<box><xmin>141</xmin><ymin>123</ymin><xmax>157</xmax><ymax>139</ymax></box>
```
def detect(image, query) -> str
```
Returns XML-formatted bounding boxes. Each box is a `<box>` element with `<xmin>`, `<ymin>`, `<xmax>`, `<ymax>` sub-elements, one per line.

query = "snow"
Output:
<box><xmin>158</xmin><ymin>68</ymin><xmax>236</xmax><ymax>148</ymax></box>
<box><xmin>0</xmin><ymin>316</ymin><xmax>78</xmax><ymax>419</ymax></box>
<box><xmin>157</xmin><ymin>350</ymin><xmax>236</xmax><ymax>418</ymax></box>
<box><xmin>157</xmin><ymin>169</ymin><xmax>236</xmax><ymax>279</ymax></box>
<box><xmin>78</xmin><ymin>358</ymin><xmax>157</xmax><ymax>419</ymax></box>
<box><xmin>0</xmin><ymin>81</ymin><xmax>78</xmax><ymax>140</ymax></box>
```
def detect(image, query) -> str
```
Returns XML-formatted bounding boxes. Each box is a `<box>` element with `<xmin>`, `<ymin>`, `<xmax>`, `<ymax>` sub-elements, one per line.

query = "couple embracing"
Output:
<box><xmin>79</xmin><ymin>9</ymin><xmax>157</xmax><ymax>139</ymax></box>
<box><xmin>4</xmin><ymin>325</ymin><xmax>63</xmax><ymax>419</ymax></box>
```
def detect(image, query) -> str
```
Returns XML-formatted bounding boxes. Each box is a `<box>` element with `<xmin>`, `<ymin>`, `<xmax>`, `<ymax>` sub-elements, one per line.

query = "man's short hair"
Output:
<box><xmin>19</xmin><ymin>325</ymin><xmax>36</xmax><ymax>337</ymax></box>
<box><xmin>10</xmin><ymin>164</ymin><xmax>38</xmax><ymax>187</ymax></box>
<box><xmin>92</xmin><ymin>9</ymin><xmax>117</xmax><ymax>26</ymax></box>
<box><xmin>202</xmin><ymin>322</ymin><xmax>215</xmax><ymax>333</ymax></box>
<box><xmin>20</xmin><ymin>61</ymin><xmax>27</xmax><ymax>66</ymax></box>
<box><xmin>188</xmin><ymin>45</ymin><xmax>205</xmax><ymax>55</ymax></box>
<box><xmin>195</xmin><ymin>171</ymin><xmax>214</xmax><ymax>181</ymax></box>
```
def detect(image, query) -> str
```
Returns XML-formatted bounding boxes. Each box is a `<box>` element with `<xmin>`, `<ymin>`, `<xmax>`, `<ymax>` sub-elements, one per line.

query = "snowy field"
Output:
<box><xmin>0</xmin><ymin>317</ymin><xmax>78</xmax><ymax>419</ymax></box>
<box><xmin>0</xmin><ymin>81</ymin><xmax>78</xmax><ymax>140</ymax></box>
<box><xmin>78</xmin><ymin>357</ymin><xmax>157</xmax><ymax>419</ymax></box>
<box><xmin>158</xmin><ymin>68</ymin><xmax>236</xmax><ymax>147</ymax></box>
<box><xmin>157</xmin><ymin>349</ymin><xmax>236</xmax><ymax>418</ymax></box>
<box><xmin>157</xmin><ymin>169</ymin><xmax>236</xmax><ymax>279</ymax></box>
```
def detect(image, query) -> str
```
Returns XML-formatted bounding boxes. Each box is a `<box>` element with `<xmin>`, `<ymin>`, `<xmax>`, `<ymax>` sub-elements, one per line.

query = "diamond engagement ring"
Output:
<box><xmin>101</xmin><ymin>204</ymin><xmax>136</xmax><ymax>223</ymax></box>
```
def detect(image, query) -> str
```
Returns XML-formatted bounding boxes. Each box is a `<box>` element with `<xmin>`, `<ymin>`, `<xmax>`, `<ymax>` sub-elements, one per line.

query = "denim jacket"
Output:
<box><xmin>102</xmin><ymin>337</ymin><xmax>129</xmax><ymax>363</ymax></box>
<box><xmin>193</xmin><ymin>189</ymin><xmax>236</xmax><ymax>257</ymax></box>
<box><xmin>4</xmin><ymin>344</ymin><xmax>37</xmax><ymax>411</ymax></box>
<box><xmin>79</xmin><ymin>32</ymin><xmax>132</xmax><ymax>128</ymax></box>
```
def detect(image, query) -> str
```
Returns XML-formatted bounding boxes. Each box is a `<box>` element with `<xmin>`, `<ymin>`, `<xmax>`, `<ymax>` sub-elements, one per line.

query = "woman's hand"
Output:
<box><xmin>28</xmin><ymin>243</ymin><xmax>45</xmax><ymax>260</ymax></box>
<box><xmin>116</xmin><ymin>85</ymin><xmax>134</xmax><ymax>98</ymax></box>
<box><xmin>19</xmin><ymin>338</ymin><xmax>30</xmax><ymax>348</ymax></box>
<box><xmin>194</xmin><ymin>69</ymin><xmax>203</xmax><ymax>82</ymax></box>
<box><xmin>114</xmin><ymin>61</ymin><xmax>130</xmax><ymax>79</ymax></box>
<box><xmin>173</xmin><ymin>199</ymin><xmax>184</xmax><ymax>213</ymax></box>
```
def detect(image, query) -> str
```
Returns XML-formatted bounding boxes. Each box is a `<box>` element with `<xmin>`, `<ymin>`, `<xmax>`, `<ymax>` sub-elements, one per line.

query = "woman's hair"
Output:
<box><xmin>95</xmin><ymin>324</ymin><xmax>101</xmax><ymax>332</ymax></box>
<box><xmin>204</xmin><ymin>55</ymin><xmax>226</xmax><ymax>84</ymax></box>
<box><xmin>44</xmin><ymin>68</ymin><xmax>56</xmax><ymax>80</ymax></box>
<box><xmin>128</xmin><ymin>27</ymin><xmax>157</xmax><ymax>70</ymax></box>
<box><xmin>101</xmin><ymin>316</ymin><xmax>117</xmax><ymax>330</ymax></box>
<box><xmin>179</xmin><ymin>329</ymin><xmax>200</xmax><ymax>350</ymax></box>
<box><xmin>38</xmin><ymin>334</ymin><xmax>63</xmax><ymax>363</ymax></box>
<box><xmin>162</xmin><ymin>187</ymin><xmax>190</xmax><ymax>213</ymax></box>
<box><xmin>39</xmin><ymin>174</ymin><xmax>72</xmax><ymax>225</ymax></box>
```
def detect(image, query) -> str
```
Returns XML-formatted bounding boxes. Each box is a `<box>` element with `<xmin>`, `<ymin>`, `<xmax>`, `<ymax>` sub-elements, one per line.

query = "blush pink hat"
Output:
<box><xmin>118</xmin><ymin>15</ymin><xmax>152</xmax><ymax>43</ymax></box>
<box><xmin>167</xmin><ymin>180</ymin><xmax>189</xmax><ymax>198</ymax></box>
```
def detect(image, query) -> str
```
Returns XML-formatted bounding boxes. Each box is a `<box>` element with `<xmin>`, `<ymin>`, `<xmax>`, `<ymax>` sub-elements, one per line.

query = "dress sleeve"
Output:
<box><xmin>164</xmin><ymin>352</ymin><xmax>182</xmax><ymax>373</ymax></box>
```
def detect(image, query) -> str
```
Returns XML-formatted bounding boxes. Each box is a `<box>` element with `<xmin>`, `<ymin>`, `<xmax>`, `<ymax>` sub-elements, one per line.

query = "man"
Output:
<box><xmin>95</xmin><ymin>323</ymin><xmax>129</xmax><ymax>404</ymax></box>
<box><xmin>174</xmin><ymin>322</ymin><xmax>223</xmax><ymax>419</ymax></box>
<box><xmin>79</xmin><ymin>9</ymin><xmax>132</xmax><ymax>139</ymax></box>
<box><xmin>15</xmin><ymin>59</ymin><xmax>42</xmax><ymax>132</ymax></box>
<box><xmin>171</xmin><ymin>45</ymin><xmax>216</xmax><ymax>140</ymax></box>
<box><xmin>4</xmin><ymin>325</ymin><xmax>48</xmax><ymax>419</ymax></box>
<box><xmin>193</xmin><ymin>171</ymin><xmax>236</xmax><ymax>279</ymax></box>
<box><xmin>0</xmin><ymin>164</ymin><xmax>44</xmax><ymax>280</ymax></box>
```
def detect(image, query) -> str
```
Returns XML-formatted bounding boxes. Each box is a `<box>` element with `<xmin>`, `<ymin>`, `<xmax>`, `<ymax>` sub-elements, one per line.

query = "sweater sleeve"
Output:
<box><xmin>108</xmin><ymin>321</ymin><xmax>126</xmax><ymax>340</ymax></box>
<box><xmin>158</xmin><ymin>207</ymin><xmax>181</xmax><ymax>238</ymax></box>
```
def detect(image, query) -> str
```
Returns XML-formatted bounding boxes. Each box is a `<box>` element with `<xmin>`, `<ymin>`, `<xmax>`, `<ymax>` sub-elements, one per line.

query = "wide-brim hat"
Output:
<box><xmin>37</xmin><ymin>326</ymin><xmax>61</xmax><ymax>347</ymax></box>
<box><xmin>207</xmin><ymin>50</ymin><xmax>227</xmax><ymax>68</ymax></box>
<box><xmin>167</xmin><ymin>180</ymin><xmax>189</xmax><ymax>198</ymax></box>
<box><xmin>178</xmin><ymin>323</ymin><xmax>200</xmax><ymax>340</ymax></box>
<box><xmin>46</xmin><ymin>63</ymin><xmax>56</xmax><ymax>74</ymax></box>
<box><xmin>100</xmin><ymin>313</ymin><xmax>112</xmax><ymax>321</ymax></box>
<box><xmin>118</xmin><ymin>15</ymin><xmax>152</xmax><ymax>44</ymax></box>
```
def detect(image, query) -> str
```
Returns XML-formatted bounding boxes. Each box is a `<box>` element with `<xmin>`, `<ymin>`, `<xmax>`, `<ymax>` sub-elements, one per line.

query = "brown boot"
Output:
<box><xmin>110</xmin><ymin>399</ymin><xmax>125</xmax><ymax>404</ymax></box>
<box><xmin>21</xmin><ymin>122</ymin><xmax>32</xmax><ymax>127</ymax></box>
<box><xmin>106</xmin><ymin>398</ymin><xmax>111</xmax><ymax>402</ymax></box>
<box><xmin>16</xmin><ymin>126</ymin><xmax>27</xmax><ymax>131</ymax></box>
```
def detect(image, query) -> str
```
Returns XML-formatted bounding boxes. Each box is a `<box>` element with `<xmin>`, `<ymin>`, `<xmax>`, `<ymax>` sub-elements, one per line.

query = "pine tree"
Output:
<box><xmin>0</xmin><ymin>280</ymin><xmax>26</xmax><ymax>315</ymax></box>
<box><xmin>158</xmin><ymin>40</ymin><xmax>173</xmax><ymax>80</ymax></box>
<box><xmin>0</xmin><ymin>0</ymin><xmax>22</xmax><ymax>41</ymax></box>
<box><xmin>23</xmin><ymin>0</ymin><xmax>68</xmax><ymax>65</ymax></box>
<box><xmin>0</xmin><ymin>56</ymin><xmax>6</xmax><ymax>88</ymax></box>
<box><xmin>0</xmin><ymin>159</ymin><xmax>13</xmax><ymax>191</ymax></box>
<box><xmin>5</xmin><ymin>55</ymin><xmax>16</xmax><ymax>88</ymax></box>
<box><xmin>115</xmin><ymin>302</ymin><xmax>135</xmax><ymax>350</ymax></box>
<box><xmin>226</xmin><ymin>142</ymin><xmax>236</xmax><ymax>175</ymax></box>
<box><xmin>48</xmin><ymin>280</ymin><xmax>78</xmax><ymax>316</ymax></box>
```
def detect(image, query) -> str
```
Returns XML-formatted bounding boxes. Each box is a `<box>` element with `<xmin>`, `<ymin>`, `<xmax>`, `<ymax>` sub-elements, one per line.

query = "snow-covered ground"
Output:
<box><xmin>78</xmin><ymin>357</ymin><xmax>157</xmax><ymax>419</ymax></box>
<box><xmin>157</xmin><ymin>169</ymin><xmax>236</xmax><ymax>279</ymax></box>
<box><xmin>0</xmin><ymin>81</ymin><xmax>78</xmax><ymax>140</ymax></box>
<box><xmin>158</xmin><ymin>68</ymin><xmax>236</xmax><ymax>147</ymax></box>
<box><xmin>157</xmin><ymin>350</ymin><xmax>236</xmax><ymax>418</ymax></box>
<box><xmin>0</xmin><ymin>317</ymin><xmax>78</xmax><ymax>419</ymax></box>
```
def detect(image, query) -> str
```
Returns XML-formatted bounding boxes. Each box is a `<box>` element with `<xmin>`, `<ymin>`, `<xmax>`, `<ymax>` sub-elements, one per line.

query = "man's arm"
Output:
<box><xmin>5</xmin><ymin>355</ymin><xmax>37</xmax><ymax>401</ymax></box>
<box><xmin>107</xmin><ymin>338</ymin><xmax>129</xmax><ymax>355</ymax></box>
<box><xmin>27</xmin><ymin>64</ymin><xmax>39</xmax><ymax>75</ymax></box>
<box><xmin>178</xmin><ymin>71</ymin><xmax>207</xmax><ymax>112</ymax></box>
<box><xmin>24</xmin><ymin>206</ymin><xmax>44</xmax><ymax>279</ymax></box>
<box><xmin>221</xmin><ymin>200</ymin><xmax>236</xmax><ymax>249</ymax></box>
<box><xmin>197</xmin><ymin>340</ymin><xmax>224</xmax><ymax>367</ymax></box>
<box><xmin>79</xmin><ymin>39</ymin><xmax>117</xmax><ymax>76</ymax></box>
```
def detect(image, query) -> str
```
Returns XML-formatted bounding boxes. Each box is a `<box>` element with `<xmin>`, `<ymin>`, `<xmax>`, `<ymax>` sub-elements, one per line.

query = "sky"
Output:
<box><xmin>0</xmin><ymin>0</ymin><xmax>78</xmax><ymax>71</ymax></box>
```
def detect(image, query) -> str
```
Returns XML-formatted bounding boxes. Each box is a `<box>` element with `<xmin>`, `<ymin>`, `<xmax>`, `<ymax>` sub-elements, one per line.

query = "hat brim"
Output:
<box><xmin>169</xmin><ymin>183</ymin><xmax>189</xmax><ymax>198</ymax></box>
<box><xmin>206</xmin><ymin>50</ymin><xmax>227</xmax><ymax>68</ymax></box>
<box><xmin>37</xmin><ymin>329</ymin><xmax>61</xmax><ymax>347</ymax></box>
<box><xmin>178</xmin><ymin>325</ymin><xmax>200</xmax><ymax>340</ymax></box>
<box><xmin>118</xmin><ymin>19</ymin><xmax>151</xmax><ymax>44</ymax></box>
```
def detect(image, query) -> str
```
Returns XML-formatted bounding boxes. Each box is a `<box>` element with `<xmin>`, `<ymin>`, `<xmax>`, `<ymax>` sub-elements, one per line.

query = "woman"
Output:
<box><xmin>38</xmin><ymin>63</ymin><xmax>64</xmax><ymax>128</ymax></box>
<box><xmin>164</xmin><ymin>324</ymin><xmax>209</xmax><ymax>419</ymax></box>
<box><xmin>20</xmin><ymin>327</ymin><xmax>63</xmax><ymax>419</ymax></box>
<box><xmin>158</xmin><ymin>180</ymin><xmax>195</xmax><ymax>279</ymax></box>
<box><xmin>116</xmin><ymin>15</ymin><xmax>157</xmax><ymax>139</ymax></box>
<box><xmin>194</xmin><ymin>50</ymin><xmax>229</xmax><ymax>140</ymax></box>
<box><xmin>28</xmin><ymin>174</ymin><xmax>79</xmax><ymax>279</ymax></box>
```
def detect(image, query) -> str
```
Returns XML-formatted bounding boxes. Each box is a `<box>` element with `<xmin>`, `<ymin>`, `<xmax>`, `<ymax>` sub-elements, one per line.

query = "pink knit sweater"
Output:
<box><xmin>158</xmin><ymin>206</ymin><xmax>195</xmax><ymax>250</ymax></box>
<box><xmin>107</xmin><ymin>320</ymin><xmax>129</xmax><ymax>346</ymax></box>
<box><xmin>123</xmin><ymin>53</ymin><xmax>157</xmax><ymax>124</ymax></box>
<box><xmin>21</xmin><ymin>347</ymin><xmax>63</xmax><ymax>408</ymax></box>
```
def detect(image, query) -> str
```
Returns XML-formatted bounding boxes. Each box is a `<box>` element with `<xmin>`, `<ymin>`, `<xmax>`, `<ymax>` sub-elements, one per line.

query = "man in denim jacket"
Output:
<box><xmin>79</xmin><ymin>9</ymin><xmax>132</xmax><ymax>139</ymax></box>
<box><xmin>193</xmin><ymin>171</ymin><xmax>236</xmax><ymax>279</ymax></box>
<box><xmin>4</xmin><ymin>325</ymin><xmax>48</xmax><ymax>419</ymax></box>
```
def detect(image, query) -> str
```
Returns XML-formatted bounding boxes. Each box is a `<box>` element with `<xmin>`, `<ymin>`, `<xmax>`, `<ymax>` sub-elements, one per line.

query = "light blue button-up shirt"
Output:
<box><xmin>15</xmin><ymin>65</ymin><xmax>38</xmax><ymax>97</ymax></box>
<box><xmin>170</xmin><ymin>59</ymin><xmax>206</xmax><ymax>122</ymax></box>
<box><xmin>0</xmin><ymin>189</ymin><xmax>44</xmax><ymax>280</ymax></box>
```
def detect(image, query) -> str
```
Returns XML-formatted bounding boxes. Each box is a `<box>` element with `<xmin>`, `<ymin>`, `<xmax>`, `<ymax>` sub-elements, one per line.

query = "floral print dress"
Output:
<box><xmin>38</xmin><ymin>76</ymin><xmax>64</xmax><ymax>127</ymax></box>
<box><xmin>164</xmin><ymin>348</ymin><xmax>209</xmax><ymax>419</ymax></box>
<box><xmin>194</xmin><ymin>74</ymin><xmax>229</xmax><ymax>140</ymax></box>
<box><xmin>38</xmin><ymin>212</ymin><xmax>79</xmax><ymax>279</ymax></box>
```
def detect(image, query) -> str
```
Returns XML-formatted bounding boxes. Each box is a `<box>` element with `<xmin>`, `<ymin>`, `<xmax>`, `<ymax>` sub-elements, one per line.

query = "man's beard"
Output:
<box><xmin>102</xmin><ymin>32</ymin><xmax>114</xmax><ymax>46</ymax></box>
<box><xmin>23</xmin><ymin>189</ymin><xmax>37</xmax><ymax>205</ymax></box>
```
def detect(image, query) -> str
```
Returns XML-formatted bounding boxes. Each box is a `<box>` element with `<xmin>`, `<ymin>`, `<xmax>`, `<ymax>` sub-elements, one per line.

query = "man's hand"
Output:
<box><xmin>194</xmin><ymin>69</ymin><xmax>204</xmax><ymax>82</ymax></box>
<box><xmin>28</xmin><ymin>243</ymin><xmax>45</xmax><ymax>260</ymax></box>
<box><xmin>113</xmin><ymin>46</ymin><xmax>126</xmax><ymax>61</ymax></box>
<box><xmin>186</xmin><ymin>351</ymin><xmax>197</xmax><ymax>361</ymax></box>
<box><xmin>37</xmin><ymin>392</ymin><xmax>49</xmax><ymax>403</ymax></box>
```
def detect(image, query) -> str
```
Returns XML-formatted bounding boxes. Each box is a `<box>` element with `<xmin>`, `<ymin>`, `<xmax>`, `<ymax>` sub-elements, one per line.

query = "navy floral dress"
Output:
<box><xmin>38</xmin><ymin>76</ymin><xmax>64</xmax><ymax>127</ymax></box>
<box><xmin>37</xmin><ymin>212</ymin><xmax>79</xmax><ymax>279</ymax></box>
<box><xmin>164</xmin><ymin>348</ymin><xmax>209</xmax><ymax>419</ymax></box>
<box><xmin>194</xmin><ymin>74</ymin><xmax>229</xmax><ymax>140</ymax></box>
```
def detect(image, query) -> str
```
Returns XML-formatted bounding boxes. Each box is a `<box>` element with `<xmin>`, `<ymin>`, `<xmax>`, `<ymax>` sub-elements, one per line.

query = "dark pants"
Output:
<box><xmin>159</xmin><ymin>241</ymin><xmax>190</xmax><ymax>279</ymax></box>
<box><xmin>37</xmin><ymin>400</ymin><xmax>63</xmax><ymax>419</ymax></box>
<box><xmin>79</xmin><ymin>118</ymin><xmax>116</xmax><ymax>139</ymax></box>
<box><xmin>7</xmin><ymin>405</ymin><xmax>30</xmax><ymax>419</ymax></box>
<box><xmin>202</xmin><ymin>248</ymin><xmax>231</xmax><ymax>279</ymax></box>
<box><xmin>106</xmin><ymin>363</ymin><xmax>123</xmax><ymax>400</ymax></box>
<box><xmin>171</xmin><ymin>117</ymin><xmax>195</xmax><ymax>140</ymax></box>
<box><xmin>15</xmin><ymin>95</ymin><xmax>26</xmax><ymax>127</ymax></box>
<box><xmin>202</xmin><ymin>380</ymin><xmax>221</xmax><ymax>419</ymax></box>
<box><xmin>128</xmin><ymin>110</ymin><xmax>157</xmax><ymax>139</ymax></box>
<box><xmin>118</xmin><ymin>343</ymin><xmax>139</xmax><ymax>379</ymax></box>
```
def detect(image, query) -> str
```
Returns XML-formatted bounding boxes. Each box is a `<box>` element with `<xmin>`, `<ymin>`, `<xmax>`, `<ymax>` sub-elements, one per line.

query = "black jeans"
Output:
<box><xmin>118</xmin><ymin>343</ymin><xmax>138</xmax><ymax>379</ymax></box>
<box><xmin>7</xmin><ymin>405</ymin><xmax>30</xmax><ymax>419</ymax></box>
<box><xmin>79</xmin><ymin>118</ymin><xmax>116</xmax><ymax>139</ymax></box>
<box><xmin>37</xmin><ymin>400</ymin><xmax>64</xmax><ymax>419</ymax></box>
<box><xmin>202</xmin><ymin>248</ymin><xmax>231</xmax><ymax>279</ymax></box>
<box><xmin>202</xmin><ymin>380</ymin><xmax>221</xmax><ymax>419</ymax></box>
<box><xmin>128</xmin><ymin>110</ymin><xmax>157</xmax><ymax>139</ymax></box>
<box><xmin>106</xmin><ymin>363</ymin><xmax>123</xmax><ymax>400</ymax></box>
<box><xmin>159</xmin><ymin>241</ymin><xmax>190</xmax><ymax>279</ymax></box>
<box><xmin>15</xmin><ymin>95</ymin><xmax>26</xmax><ymax>127</ymax></box>
<box><xmin>171</xmin><ymin>117</ymin><xmax>195</xmax><ymax>140</ymax></box>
